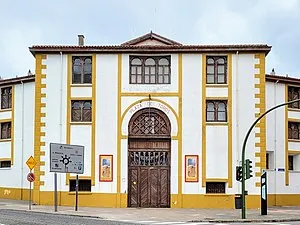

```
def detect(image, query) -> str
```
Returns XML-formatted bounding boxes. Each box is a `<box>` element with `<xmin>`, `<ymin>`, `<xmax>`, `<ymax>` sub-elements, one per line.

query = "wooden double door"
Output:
<box><xmin>128</xmin><ymin>139</ymin><xmax>170</xmax><ymax>208</ymax></box>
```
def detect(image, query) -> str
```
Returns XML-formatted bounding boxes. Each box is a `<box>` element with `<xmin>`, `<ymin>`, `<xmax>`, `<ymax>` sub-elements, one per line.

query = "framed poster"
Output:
<box><xmin>99</xmin><ymin>155</ymin><xmax>113</xmax><ymax>182</ymax></box>
<box><xmin>185</xmin><ymin>155</ymin><xmax>198</xmax><ymax>182</ymax></box>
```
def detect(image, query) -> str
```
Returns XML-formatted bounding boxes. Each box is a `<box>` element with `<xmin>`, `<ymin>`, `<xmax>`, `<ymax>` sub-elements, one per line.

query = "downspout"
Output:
<box><xmin>274</xmin><ymin>79</ymin><xmax>279</xmax><ymax>205</ymax></box>
<box><xmin>20</xmin><ymin>80</ymin><xmax>25</xmax><ymax>199</ymax></box>
<box><xmin>235</xmin><ymin>51</ymin><xmax>240</xmax><ymax>192</ymax></box>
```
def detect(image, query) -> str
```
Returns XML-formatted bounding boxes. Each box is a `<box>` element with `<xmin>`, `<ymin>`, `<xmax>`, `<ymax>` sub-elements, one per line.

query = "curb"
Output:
<box><xmin>190</xmin><ymin>218</ymin><xmax>300</xmax><ymax>223</ymax></box>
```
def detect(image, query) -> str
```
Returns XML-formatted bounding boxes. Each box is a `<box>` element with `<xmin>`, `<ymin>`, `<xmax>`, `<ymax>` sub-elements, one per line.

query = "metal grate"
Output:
<box><xmin>206</xmin><ymin>182</ymin><xmax>226</xmax><ymax>194</ymax></box>
<box><xmin>0</xmin><ymin>161</ymin><xmax>11</xmax><ymax>168</ymax></box>
<box><xmin>69</xmin><ymin>179</ymin><xmax>91</xmax><ymax>192</ymax></box>
<box><xmin>129</xmin><ymin>151</ymin><xmax>169</xmax><ymax>166</ymax></box>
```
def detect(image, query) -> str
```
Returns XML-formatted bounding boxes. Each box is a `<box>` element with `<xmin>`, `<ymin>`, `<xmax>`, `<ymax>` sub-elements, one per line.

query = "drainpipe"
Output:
<box><xmin>235</xmin><ymin>51</ymin><xmax>240</xmax><ymax>193</ymax></box>
<box><xmin>20</xmin><ymin>80</ymin><xmax>25</xmax><ymax>199</ymax></box>
<box><xmin>274</xmin><ymin>79</ymin><xmax>279</xmax><ymax>205</ymax></box>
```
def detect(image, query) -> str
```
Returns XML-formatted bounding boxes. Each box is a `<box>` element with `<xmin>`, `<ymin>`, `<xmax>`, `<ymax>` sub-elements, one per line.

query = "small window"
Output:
<box><xmin>206</xmin><ymin>182</ymin><xmax>225</xmax><ymax>194</ymax></box>
<box><xmin>71</xmin><ymin>100</ymin><xmax>92</xmax><ymax>122</ymax></box>
<box><xmin>288</xmin><ymin>155</ymin><xmax>294</xmax><ymax>171</ymax></box>
<box><xmin>129</xmin><ymin>56</ymin><xmax>171</xmax><ymax>84</ymax></box>
<box><xmin>206</xmin><ymin>101</ymin><xmax>227</xmax><ymax>122</ymax></box>
<box><xmin>72</xmin><ymin>56</ymin><xmax>92</xmax><ymax>84</ymax></box>
<box><xmin>0</xmin><ymin>161</ymin><xmax>11</xmax><ymax>168</ymax></box>
<box><xmin>0</xmin><ymin>122</ymin><xmax>11</xmax><ymax>139</ymax></box>
<box><xmin>1</xmin><ymin>87</ymin><xmax>12</xmax><ymax>109</ymax></box>
<box><xmin>206</xmin><ymin>56</ymin><xmax>227</xmax><ymax>84</ymax></box>
<box><xmin>288</xmin><ymin>86</ymin><xmax>300</xmax><ymax>109</ymax></box>
<box><xmin>288</xmin><ymin>122</ymin><xmax>300</xmax><ymax>139</ymax></box>
<box><xmin>69</xmin><ymin>179</ymin><xmax>91</xmax><ymax>192</ymax></box>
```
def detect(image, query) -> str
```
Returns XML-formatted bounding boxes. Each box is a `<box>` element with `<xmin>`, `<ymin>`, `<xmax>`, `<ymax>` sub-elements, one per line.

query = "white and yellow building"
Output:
<box><xmin>0</xmin><ymin>32</ymin><xmax>299</xmax><ymax>208</ymax></box>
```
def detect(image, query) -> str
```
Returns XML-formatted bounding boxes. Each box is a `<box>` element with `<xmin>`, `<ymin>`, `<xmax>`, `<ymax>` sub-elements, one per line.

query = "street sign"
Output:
<box><xmin>27</xmin><ymin>172</ymin><xmax>35</xmax><ymax>182</ymax></box>
<box><xmin>26</xmin><ymin>156</ymin><xmax>36</xmax><ymax>170</ymax></box>
<box><xmin>50</xmin><ymin>143</ymin><xmax>84</xmax><ymax>174</ymax></box>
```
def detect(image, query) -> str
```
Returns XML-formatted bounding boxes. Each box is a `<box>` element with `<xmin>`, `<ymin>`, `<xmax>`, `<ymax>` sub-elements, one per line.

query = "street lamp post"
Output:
<box><xmin>241</xmin><ymin>98</ymin><xmax>300</xmax><ymax>219</ymax></box>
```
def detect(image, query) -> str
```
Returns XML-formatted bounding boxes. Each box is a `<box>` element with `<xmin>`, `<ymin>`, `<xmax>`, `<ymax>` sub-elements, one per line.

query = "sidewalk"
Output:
<box><xmin>1</xmin><ymin>199</ymin><xmax>300</xmax><ymax>223</ymax></box>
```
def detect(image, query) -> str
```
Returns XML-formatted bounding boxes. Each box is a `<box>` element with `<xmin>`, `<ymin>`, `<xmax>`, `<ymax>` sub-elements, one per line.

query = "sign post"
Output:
<box><xmin>261</xmin><ymin>171</ymin><xmax>267</xmax><ymax>215</ymax></box>
<box><xmin>50</xmin><ymin>143</ymin><xmax>84</xmax><ymax>212</ymax></box>
<box><xmin>26</xmin><ymin>156</ymin><xmax>36</xmax><ymax>210</ymax></box>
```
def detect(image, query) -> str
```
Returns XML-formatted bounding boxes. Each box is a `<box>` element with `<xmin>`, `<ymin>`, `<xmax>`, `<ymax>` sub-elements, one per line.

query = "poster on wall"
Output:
<box><xmin>185</xmin><ymin>155</ymin><xmax>198</xmax><ymax>182</ymax></box>
<box><xmin>99</xmin><ymin>155</ymin><xmax>113</xmax><ymax>182</ymax></box>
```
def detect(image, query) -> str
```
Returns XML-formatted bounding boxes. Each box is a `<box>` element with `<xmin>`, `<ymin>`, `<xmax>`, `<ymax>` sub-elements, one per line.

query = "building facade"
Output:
<box><xmin>0</xmin><ymin>32</ymin><xmax>299</xmax><ymax>208</ymax></box>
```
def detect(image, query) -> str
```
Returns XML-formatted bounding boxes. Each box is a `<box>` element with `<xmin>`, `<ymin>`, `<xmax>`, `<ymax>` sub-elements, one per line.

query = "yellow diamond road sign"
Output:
<box><xmin>26</xmin><ymin>156</ymin><xmax>36</xmax><ymax>170</ymax></box>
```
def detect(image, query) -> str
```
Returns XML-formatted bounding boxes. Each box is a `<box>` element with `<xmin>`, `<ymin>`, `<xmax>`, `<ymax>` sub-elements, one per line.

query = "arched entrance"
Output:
<box><xmin>128</xmin><ymin>108</ymin><xmax>171</xmax><ymax>208</ymax></box>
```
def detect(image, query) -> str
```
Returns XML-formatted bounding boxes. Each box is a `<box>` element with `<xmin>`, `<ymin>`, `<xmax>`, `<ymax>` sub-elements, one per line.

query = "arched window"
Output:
<box><xmin>72</xmin><ymin>56</ymin><xmax>92</xmax><ymax>84</ymax></box>
<box><xmin>206</xmin><ymin>56</ymin><xmax>227</xmax><ymax>84</ymax></box>
<box><xmin>206</xmin><ymin>100</ymin><xmax>227</xmax><ymax>122</ymax></box>
<box><xmin>129</xmin><ymin>56</ymin><xmax>171</xmax><ymax>84</ymax></box>
<box><xmin>158</xmin><ymin>58</ymin><xmax>170</xmax><ymax>84</ymax></box>
<box><xmin>71</xmin><ymin>100</ymin><xmax>92</xmax><ymax>122</ymax></box>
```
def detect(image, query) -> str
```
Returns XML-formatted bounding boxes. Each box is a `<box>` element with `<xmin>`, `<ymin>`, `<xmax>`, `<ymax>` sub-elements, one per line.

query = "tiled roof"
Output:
<box><xmin>29</xmin><ymin>44</ymin><xmax>272</xmax><ymax>55</ymax></box>
<box><xmin>266</xmin><ymin>74</ymin><xmax>300</xmax><ymax>84</ymax></box>
<box><xmin>0</xmin><ymin>75</ymin><xmax>35</xmax><ymax>86</ymax></box>
<box><xmin>121</xmin><ymin>32</ymin><xmax>182</xmax><ymax>46</ymax></box>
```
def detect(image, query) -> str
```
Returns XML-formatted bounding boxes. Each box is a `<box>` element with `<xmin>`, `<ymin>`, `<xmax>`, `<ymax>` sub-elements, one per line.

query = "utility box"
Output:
<box><xmin>235</xmin><ymin>195</ymin><xmax>242</xmax><ymax>209</ymax></box>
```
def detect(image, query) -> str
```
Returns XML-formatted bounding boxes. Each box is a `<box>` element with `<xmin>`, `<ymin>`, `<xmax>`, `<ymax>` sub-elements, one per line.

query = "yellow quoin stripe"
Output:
<box><xmin>201</xmin><ymin>54</ymin><xmax>206</xmax><ymax>187</ymax></box>
<box><xmin>33</xmin><ymin>54</ymin><xmax>47</xmax><ymax>204</ymax></box>
<box><xmin>254</xmin><ymin>53</ymin><xmax>266</xmax><ymax>187</ymax></box>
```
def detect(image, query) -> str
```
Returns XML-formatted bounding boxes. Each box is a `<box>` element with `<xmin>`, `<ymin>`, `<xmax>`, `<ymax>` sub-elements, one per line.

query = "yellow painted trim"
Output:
<box><xmin>70</xmin><ymin>122</ymin><xmax>92</xmax><ymax>126</ymax></box>
<box><xmin>121</xmin><ymin>92</ymin><xmax>178</xmax><ymax>97</ymax></box>
<box><xmin>171</xmin><ymin>135</ymin><xmax>179</xmax><ymax>140</ymax></box>
<box><xmin>69</xmin><ymin>176</ymin><xmax>91</xmax><ymax>180</ymax></box>
<box><xmin>120</xmin><ymin>98</ymin><xmax>179</xmax><ymax>134</ymax></box>
<box><xmin>206</xmin><ymin>84</ymin><xmax>228</xmax><ymax>88</ymax></box>
<box><xmin>91</xmin><ymin>54</ymin><xmax>96</xmax><ymax>186</ymax></box>
<box><xmin>70</xmin><ymin>97</ymin><xmax>93</xmax><ymax>101</ymax></box>
<box><xmin>70</xmin><ymin>84</ymin><xmax>92</xmax><ymax>87</ymax></box>
<box><xmin>288</xmin><ymin>118</ymin><xmax>300</xmax><ymax>122</ymax></box>
<box><xmin>0</xmin><ymin>119</ymin><xmax>11</xmax><ymax>123</ymax></box>
<box><xmin>202</xmin><ymin>54</ymin><xmax>206</xmax><ymax>187</ymax></box>
<box><xmin>178</xmin><ymin>53</ymin><xmax>183</xmax><ymax>207</ymax></box>
<box><xmin>285</xmin><ymin>84</ymin><xmax>289</xmax><ymax>186</ymax></box>
<box><xmin>0</xmin><ymin>139</ymin><xmax>11</xmax><ymax>143</ymax></box>
<box><xmin>255</xmin><ymin>182</ymin><xmax>261</xmax><ymax>187</ymax></box>
<box><xmin>254</xmin><ymin>53</ymin><xmax>266</xmax><ymax>179</ymax></box>
<box><xmin>68</xmin><ymin>192</ymin><xmax>93</xmax><ymax>195</ymax></box>
<box><xmin>40</xmin><ymin>151</ymin><xmax>45</xmax><ymax>156</ymax></box>
<box><xmin>288</xmin><ymin>108</ymin><xmax>300</xmax><ymax>112</ymax></box>
<box><xmin>206</xmin><ymin>97</ymin><xmax>228</xmax><ymax>100</ymax></box>
<box><xmin>116</xmin><ymin>54</ymin><xmax>122</xmax><ymax>207</ymax></box>
<box><xmin>206</xmin><ymin>178</ymin><xmax>228</xmax><ymax>182</ymax></box>
<box><xmin>121</xmin><ymin>135</ymin><xmax>128</xmax><ymax>139</ymax></box>
<box><xmin>206</xmin><ymin>122</ymin><xmax>228</xmax><ymax>126</ymax></box>
<box><xmin>227</xmin><ymin>54</ymin><xmax>232</xmax><ymax>188</ymax></box>
<box><xmin>0</xmin><ymin>109</ymin><xmax>11</xmax><ymax>112</ymax></box>
<box><xmin>66</xmin><ymin>55</ymin><xmax>72</xmax><ymax>185</ymax></box>
<box><xmin>0</xmin><ymin>158</ymin><xmax>11</xmax><ymax>161</ymax></box>
<box><xmin>288</xmin><ymin>139</ymin><xmax>300</xmax><ymax>142</ymax></box>
<box><xmin>10</xmin><ymin>86</ymin><xmax>15</xmax><ymax>165</ymax></box>
<box><xmin>288</xmin><ymin>150</ymin><xmax>300</xmax><ymax>155</ymax></box>
<box><xmin>33</xmin><ymin>53</ymin><xmax>47</xmax><ymax>204</ymax></box>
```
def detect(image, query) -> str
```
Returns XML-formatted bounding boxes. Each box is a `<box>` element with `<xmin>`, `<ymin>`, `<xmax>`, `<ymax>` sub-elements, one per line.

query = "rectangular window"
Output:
<box><xmin>206</xmin><ymin>56</ymin><xmax>227</xmax><ymax>84</ymax></box>
<box><xmin>288</xmin><ymin>155</ymin><xmax>294</xmax><ymax>171</ymax></box>
<box><xmin>266</xmin><ymin>153</ymin><xmax>269</xmax><ymax>170</ymax></box>
<box><xmin>0</xmin><ymin>122</ymin><xmax>11</xmax><ymax>139</ymax></box>
<box><xmin>206</xmin><ymin>182</ymin><xmax>225</xmax><ymax>194</ymax></box>
<box><xmin>69</xmin><ymin>179</ymin><xmax>91</xmax><ymax>192</ymax></box>
<box><xmin>71</xmin><ymin>100</ymin><xmax>92</xmax><ymax>122</ymax></box>
<box><xmin>288</xmin><ymin>86</ymin><xmax>300</xmax><ymax>109</ymax></box>
<box><xmin>72</xmin><ymin>56</ymin><xmax>92</xmax><ymax>84</ymax></box>
<box><xmin>129</xmin><ymin>56</ymin><xmax>171</xmax><ymax>84</ymax></box>
<box><xmin>206</xmin><ymin>100</ymin><xmax>227</xmax><ymax>122</ymax></box>
<box><xmin>288</xmin><ymin>122</ymin><xmax>300</xmax><ymax>139</ymax></box>
<box><xmin>1</xmin><ymin>87</ymin><xmax>12</xmax><ymax>109</ymax></box>
<box><xmin>0</xmin><ymin>161</ymin><xmax>11</xmax><ymax>168</ymax></box>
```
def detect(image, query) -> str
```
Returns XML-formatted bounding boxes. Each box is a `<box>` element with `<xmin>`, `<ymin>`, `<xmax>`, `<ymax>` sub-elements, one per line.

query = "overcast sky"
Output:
<box><xmin>1</xmin><ymin>0</ymin><xmax>299</xmax><ymax>78</ymax></box>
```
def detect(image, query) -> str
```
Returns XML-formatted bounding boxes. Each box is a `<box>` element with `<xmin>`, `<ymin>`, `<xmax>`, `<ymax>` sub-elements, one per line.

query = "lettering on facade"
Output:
<box><xmin>129</xmin><ymin>102</ymin><xmax>170</xmax><ymax>115</ymax></box>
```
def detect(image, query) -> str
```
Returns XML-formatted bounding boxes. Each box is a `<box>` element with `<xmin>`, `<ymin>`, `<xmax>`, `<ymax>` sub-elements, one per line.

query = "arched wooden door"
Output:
<box><xmin>128</xmin><ymin>108</ymin><xmax>171</xmax><ymax>208</ymax></box>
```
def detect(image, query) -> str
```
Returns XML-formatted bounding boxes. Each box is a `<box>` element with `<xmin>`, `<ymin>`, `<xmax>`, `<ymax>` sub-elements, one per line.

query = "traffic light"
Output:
<box><xmin>236</xmin><ymin>166</ymin><xmax>242</xmax><ymax>182</ymax></box>
<box><xmin>245</xmin><ymin>159</ymin><xmax>253</xmax><ymax>179</ymax></box>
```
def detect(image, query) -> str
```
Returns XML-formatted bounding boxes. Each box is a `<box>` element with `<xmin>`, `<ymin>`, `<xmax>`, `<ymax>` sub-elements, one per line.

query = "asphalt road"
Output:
<box><xmin>0</xmin><ymin>209</ymin><xmax>300</xmax><ymax>225</ymax></box>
